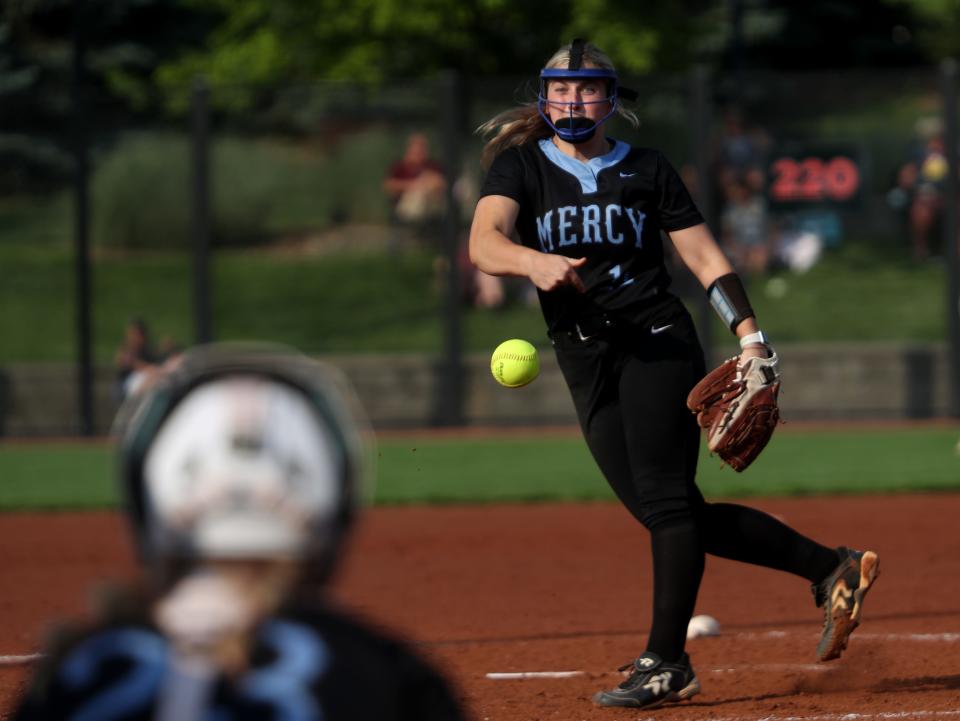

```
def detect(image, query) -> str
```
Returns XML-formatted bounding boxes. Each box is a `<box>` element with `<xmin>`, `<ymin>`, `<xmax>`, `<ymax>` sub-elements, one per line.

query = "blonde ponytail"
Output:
<box><xmin>477</xmin><ymin>105</ymin><xmax>553</xmax><ymax>169</ymax></box>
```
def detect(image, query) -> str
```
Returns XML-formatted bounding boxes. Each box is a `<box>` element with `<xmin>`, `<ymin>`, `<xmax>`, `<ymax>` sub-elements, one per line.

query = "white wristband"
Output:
<box><xmin>739</xmin><ymin>330</ymin><xmax>769</xmax><ymax>349</ymax></box>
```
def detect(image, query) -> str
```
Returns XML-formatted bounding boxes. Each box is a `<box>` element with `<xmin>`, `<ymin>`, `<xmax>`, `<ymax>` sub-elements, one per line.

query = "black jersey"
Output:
<box><xmin>12</xmin><ymin>603</ymin><xmax>464</xmax><ymax>721</ymax></box>
<box><xmin>480</xmin><ymin>138</ymin><xmax>703</xmax><ymax>331</ymax></box>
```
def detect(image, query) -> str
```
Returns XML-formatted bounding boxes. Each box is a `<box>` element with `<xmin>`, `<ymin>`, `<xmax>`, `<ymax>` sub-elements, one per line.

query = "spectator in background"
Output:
<box><xmin>719</xmin><ymin>173</ymin><xmax>774</xmax><ymax>276</ymax></box>
<box><xmin>453</xmin><ymin>163</ymin><xmax>507</xmax><ymax>309</ymax></box>
<box><xmin>713</xmin><ymin>108</ymin><xmax>775</xmax><ymax>275</ymax></box>
<box><xmin>714</xmin><ymin>107</ymin><xmax>771</xmax><ymax>193</ymax></box>
<box><xmin>890</xmin><ymin>117</ymin><xmax>949</xmax><ymax>261</ymax></box>
<box><xmin>385</xmin><ymin>135</ymin><xmax>507</xmax><ymax>309</ymax></box>
<box><xmin>114</xmin><ymin>318</ymin><xmax>183</xmax><ymax>399</ymax></box>
<box><xmin>114</xmin><ymin>317</ymin><xmax>162</xmax><ymax>399</ymax></box>
<box><xmin>383</xmin><ymin>133</ymin><xmax>447</xmax><ymax>250</ymax></box>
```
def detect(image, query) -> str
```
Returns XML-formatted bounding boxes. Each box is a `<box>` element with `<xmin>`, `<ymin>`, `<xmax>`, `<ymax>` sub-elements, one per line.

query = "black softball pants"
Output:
<box><xmin>552</xmin><ymin>297</ymin><xmax>839</xmax><ymax>663</ymax></box>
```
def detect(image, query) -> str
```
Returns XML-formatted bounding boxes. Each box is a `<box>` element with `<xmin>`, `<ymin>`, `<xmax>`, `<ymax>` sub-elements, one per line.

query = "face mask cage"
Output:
<box><xmin>537</xmin><ymin>68</ymin><xmax>620</xmax><ymax>143</ymax></box>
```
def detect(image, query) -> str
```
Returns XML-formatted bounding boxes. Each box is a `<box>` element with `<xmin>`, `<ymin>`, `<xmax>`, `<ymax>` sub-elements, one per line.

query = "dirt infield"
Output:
<box><xmin>2</xmin><ymin>495</ymin><xmax>959</xmax><ymax>720</ymax></box>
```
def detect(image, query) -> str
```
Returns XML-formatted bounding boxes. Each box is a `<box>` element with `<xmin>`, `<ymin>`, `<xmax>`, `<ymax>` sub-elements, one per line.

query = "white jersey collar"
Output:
<box><xmin>538</xmin><ymin>137</ymin><xmax>630</xmax><ymax>194</ymax></box>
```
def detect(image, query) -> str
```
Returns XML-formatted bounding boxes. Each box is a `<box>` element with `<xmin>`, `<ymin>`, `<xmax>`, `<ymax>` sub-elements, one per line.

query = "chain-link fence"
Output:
<box><xmin>1</xmin><ymin>65</ymin><xmax>958</xmax><ymax>434</ymax></box>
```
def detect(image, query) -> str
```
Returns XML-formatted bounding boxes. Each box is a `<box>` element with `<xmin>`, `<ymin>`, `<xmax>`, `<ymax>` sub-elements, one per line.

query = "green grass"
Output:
<box><xmin>695</xmin><ymin>426</ymin><xmax>960</xmax><ymax>497</ymax></box>
<box><xmin>742</xmin><ymin>243</ymin><xmax>947</xmax><ymax>343</ymax></box>
<box><xmin>0</xmin><ymin>233</ymin><xmax>950</xmax><ymax>363</ymax></box>
<box><xmin>1</xmin><ymin>426</ymin><xmax>957</xmax><ymax>510</ymax></box>
<box><xmin>0</xmin><ymin>445</ymin><xmax>115</xmax><ymax>509</ymax></box>
<box><xmin>0</xmin><ymin>236</ymin><xmax>547</xmax><ymax>361</ymax></box>
<box><xmin>213</xmin><ymin>250</ymin><xmax>444</xmax><ymax>353</ymax></box>
<box><xmin>1</xmin><ymin>118</ymin><xmax>953</xmax><ymax>363</ymax></box>
<box><xmin>89</xmin><ymin>131</ymin><xmax>405</xmax><ymax>250</ymax></box>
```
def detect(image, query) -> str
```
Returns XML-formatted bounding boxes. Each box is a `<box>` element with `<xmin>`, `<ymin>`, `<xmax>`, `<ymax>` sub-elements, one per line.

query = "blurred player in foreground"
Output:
<box><xmin>12</xmin><ymin>344</ymin><xmax>464</xmax><ymax>721</ymax></box>
<box><xmin>470</xmin><ymin>39</ymin><xmax>879</xmax><ymax>710</ymax></box>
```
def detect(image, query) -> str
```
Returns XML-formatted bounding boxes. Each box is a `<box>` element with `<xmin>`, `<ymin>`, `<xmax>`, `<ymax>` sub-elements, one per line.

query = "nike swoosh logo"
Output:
<box><xmin>650</xmin><ymin>324</ymin><xmax>673</xmax><ymax>334</ymax></box>
<box><xmin>619</xmin><ymin>171</ymin><xmax>637</xmax><ymax>178</ymax></box>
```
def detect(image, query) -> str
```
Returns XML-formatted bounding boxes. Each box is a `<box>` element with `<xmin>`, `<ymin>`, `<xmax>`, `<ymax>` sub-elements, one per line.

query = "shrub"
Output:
<box><xmin>92</xmin><ymin>126</ymin><xmax>434</xmax><ymax>251</ymax></box>
<box><xmin>93</xmin><ymin>133</ymin><xmax>191</xmax><ymax>250</ymax></box>
<box><xmin>92</xmin><ymin>132</ymin><xmax>276</xmax><ymax>250</ymax></box>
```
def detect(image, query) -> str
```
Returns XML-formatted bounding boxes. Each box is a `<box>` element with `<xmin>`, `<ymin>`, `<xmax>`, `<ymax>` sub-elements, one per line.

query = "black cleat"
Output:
<box><xmin>593</xmin><ymin>651</ymin><xmax>701</xmax><ymax>709</ymax></box>
<box><xmin>813</xmin><ymin>546</ymin><xmax>880</xmax><ymax>662</ymax></box>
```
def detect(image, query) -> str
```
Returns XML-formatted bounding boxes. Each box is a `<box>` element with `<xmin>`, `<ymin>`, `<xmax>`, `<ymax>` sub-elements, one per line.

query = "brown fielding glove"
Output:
<box><xmin>686</xmin><ymin>352</ymin><xmax>781</xmax><ymax>472</ymax></box>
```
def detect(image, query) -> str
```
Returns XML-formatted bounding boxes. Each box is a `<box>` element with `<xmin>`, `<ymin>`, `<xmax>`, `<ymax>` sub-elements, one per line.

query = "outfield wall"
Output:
<box><xmin>0</xmin><ymin>342</ymin><xmax>950</xmax><ymax>436</ymax></box>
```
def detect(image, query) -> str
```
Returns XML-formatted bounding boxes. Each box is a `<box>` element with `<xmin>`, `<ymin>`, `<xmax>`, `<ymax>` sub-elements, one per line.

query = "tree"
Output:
<box><xmin>715</xmin><ymin>0</ymin><xmax>928</xmax><ymax>71</ymax></box>
<box><xmin>153</xmin><ymin>0</ymin><xmax>712</xmax><ymax>106</ymax></box>
<box><xmin>905</xmin><ymin>0</ymin><xmax>960</xmax><ymax>60</ymax></box>
<box><xmin>0</xmin><ymin>0</ymin><xmax>214</xmax><ymax>193</ymax></box>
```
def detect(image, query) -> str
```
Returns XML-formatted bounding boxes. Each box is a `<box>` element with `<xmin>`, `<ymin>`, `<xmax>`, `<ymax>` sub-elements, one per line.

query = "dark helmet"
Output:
<box><xmin>537</xmin><ymin>38</ymin><xmax>636</xmax><ymax>144</ymax></box>
<box><xmin>113</xmin><ymin>343</ymin><xmax>369</xmax><ymax>582</ymax></box>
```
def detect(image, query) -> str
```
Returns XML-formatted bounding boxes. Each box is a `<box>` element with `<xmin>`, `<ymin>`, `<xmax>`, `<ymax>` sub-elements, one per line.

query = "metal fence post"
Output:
<box><xmin>72</xmin><ymin>0</ymin><xmax>94</xmax><ymax>436</ymax></box>
<box><xmin>942</xmin><ymin>59</ymin><xmax>960</xmax><ymax>418</ymax></box>
<box><xmin>191</xmin><ymin>76</ymin><xmax>213</xmax><ymax>345</ymax></box>
<box><xmin>434</xmin><ymin>69</ymin><xmax>465</xmax><ymax>426</ymax></box>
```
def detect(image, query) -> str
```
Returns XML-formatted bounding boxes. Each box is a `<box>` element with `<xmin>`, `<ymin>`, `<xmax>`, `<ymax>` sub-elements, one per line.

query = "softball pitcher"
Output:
<box><xmin>469</xmin><ymin>39</ymin><xmax>879</xmax><ymax>710</ymax></box>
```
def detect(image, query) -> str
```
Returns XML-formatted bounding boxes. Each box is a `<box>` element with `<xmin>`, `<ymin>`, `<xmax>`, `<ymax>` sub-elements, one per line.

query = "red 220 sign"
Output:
<box><xmin>769</xmin><ymin>156</ymin><xmax>860</xmax><ymax>203</ymax></box>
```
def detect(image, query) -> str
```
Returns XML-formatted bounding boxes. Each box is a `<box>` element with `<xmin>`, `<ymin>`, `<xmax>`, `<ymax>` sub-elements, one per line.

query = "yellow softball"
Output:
<box><xmin>490</xmin><ymin>339</ymin><xmax>540</xmax><ymax>388</ymax></box>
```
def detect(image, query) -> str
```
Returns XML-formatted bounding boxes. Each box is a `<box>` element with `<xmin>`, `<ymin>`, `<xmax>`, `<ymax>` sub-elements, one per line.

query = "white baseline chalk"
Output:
<box><xmin>710</xmin><ymin>663</ymin><xmax>829</xmax><ymax>673</ymax></box>
<box><xmin>0</xmin><ymin>653</ymin><xmax>44</xmax><ymax>667</ymax></box>
<box><xmin>734</xmin><ymin>631</ymin><xmax>960</xmax><ymax>643</ymax></box>
<box><xmin>676</xmin><ymin>711</ymin><xmax>960</xmax><ymax>721</ymax></box>
<box><xmin>485</xmin><ymin>671</ymin><xmax>584</xmax><ymax>680</ymax></box>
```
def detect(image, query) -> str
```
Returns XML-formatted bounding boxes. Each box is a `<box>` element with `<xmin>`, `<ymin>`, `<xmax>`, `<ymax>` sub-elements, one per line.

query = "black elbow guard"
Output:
<box><xmin>707</xmin><ymin>273</ymin><xmax>755</xmax><ymax>331</ymax></box>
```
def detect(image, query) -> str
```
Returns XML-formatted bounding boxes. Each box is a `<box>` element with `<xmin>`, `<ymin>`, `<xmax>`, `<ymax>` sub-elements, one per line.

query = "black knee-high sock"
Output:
<box><xmin>698</xmin><ymin>502</ymin><xmax>839</xmax><ymax>583</ymax></box>
<box><xmin>646</xmin><ymin>518</ymin><xmax>704</xmax><ymax>663</ymax></box>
